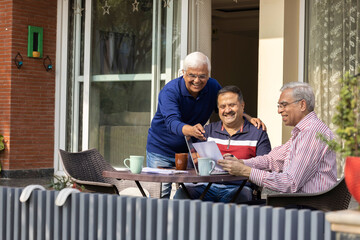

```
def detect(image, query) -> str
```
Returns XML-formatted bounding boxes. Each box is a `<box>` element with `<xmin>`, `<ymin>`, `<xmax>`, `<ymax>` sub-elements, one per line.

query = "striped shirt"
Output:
<box><xmin>244</xmin><ymin>111</ymin><xmax>337</xmax><ymax>193</ymax></box>
<box><xmin>204</xmin><ymin>118</ymin><xmax>271</xmax><ymax>186</ymax></box>
<box><xmin>205</xmin><ymin>118</ymin><xmax>271</xmax><ymax>159</ymax></box>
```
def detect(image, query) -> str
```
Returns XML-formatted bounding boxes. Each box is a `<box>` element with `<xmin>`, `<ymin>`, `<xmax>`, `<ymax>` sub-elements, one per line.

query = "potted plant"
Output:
<box><xmin>48</xmin><ymin>175</ymin><xmax>84</xmax><ymax>191</ymax></box>
<box><xmin>0</xmin><ymin>134</ymin><xmax>4</xmax><ymax>172</ymax></box>
<box><xmin>0</xmin><ymin>134</ymin><xmax>4</xmax><ymax>152</ymax></box>
<box><xmin>319</xmin><ymin>71</ymin><xmax>360</xmax><ymax>203</ymax></box>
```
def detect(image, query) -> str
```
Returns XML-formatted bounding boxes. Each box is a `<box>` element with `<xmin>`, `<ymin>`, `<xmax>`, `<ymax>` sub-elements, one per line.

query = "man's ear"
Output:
<box><xmin>239</xmin><ymin>101</ymin><xmax>245</xmax><ymax>111</ymax></box>
<box><xmin>300</xmin><ymin>99</ymin><xmax>307</xmax><ymax>112</ymax></box>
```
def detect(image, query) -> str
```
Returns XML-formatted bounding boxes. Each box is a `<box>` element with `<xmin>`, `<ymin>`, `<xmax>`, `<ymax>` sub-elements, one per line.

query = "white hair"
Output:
<box><xmin>183</xmin><ymin>52</ymin><xmax>211</xmax><ymax>73</ymax></box>
<box><xmin>280</xmin><ymin>82</ymin><xmax>315</xmax><ymax>111</ymax></box>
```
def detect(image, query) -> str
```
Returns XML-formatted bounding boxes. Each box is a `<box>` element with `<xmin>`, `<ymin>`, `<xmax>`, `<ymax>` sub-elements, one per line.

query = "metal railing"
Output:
<box><xmin>0</xmin><ymin>186</ymin><xmax>335</xmax><ymax>240</ymax></box>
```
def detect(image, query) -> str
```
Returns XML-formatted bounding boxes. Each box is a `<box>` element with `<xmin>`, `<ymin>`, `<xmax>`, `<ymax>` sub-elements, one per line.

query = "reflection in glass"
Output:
<box><xmin>89</xmin><ymin>81</ymin><xmax>151</xmax><ymax>167</ymax></box>
<box><xmin>86</xmin><ymin>0</ymin><xmax>182</xmax><ymax>167</ymax></box>
<box><xmin>91</xmin><ymin>0</ymin><xmax>153</xmax><ymax>74</ymax></box>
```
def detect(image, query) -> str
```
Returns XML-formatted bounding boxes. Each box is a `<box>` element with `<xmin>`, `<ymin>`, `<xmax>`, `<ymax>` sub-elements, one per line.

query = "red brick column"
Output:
<box><xmin>0</xmin><ymin>0</ymin><xmax>14</xmax><ymax>172</ymax></box>
<box><xmin>0</xmin><ymin>0</ymin><xmax>57</xmax><ymax>177</ymax></box>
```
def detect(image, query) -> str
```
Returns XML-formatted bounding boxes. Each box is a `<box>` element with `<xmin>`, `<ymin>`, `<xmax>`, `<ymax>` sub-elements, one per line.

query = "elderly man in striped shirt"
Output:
<box><xmin>219</xmin><ymin>82</ymin><xmax>337</xmax><ymax>194</ymax></box>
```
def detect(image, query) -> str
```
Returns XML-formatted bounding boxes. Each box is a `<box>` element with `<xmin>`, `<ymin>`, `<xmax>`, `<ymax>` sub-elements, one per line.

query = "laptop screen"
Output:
<box><xmin>184</xmin><ymin>136</ymin><xmax>200</xmax><ymax>174</ymax></box>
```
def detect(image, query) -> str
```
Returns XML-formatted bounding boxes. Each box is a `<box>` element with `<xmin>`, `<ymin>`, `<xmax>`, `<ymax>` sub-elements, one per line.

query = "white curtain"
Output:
<box><xmin>306</xmin><ymin>0</ymin><xmax>360</xmax><ymax>172</ymax></box>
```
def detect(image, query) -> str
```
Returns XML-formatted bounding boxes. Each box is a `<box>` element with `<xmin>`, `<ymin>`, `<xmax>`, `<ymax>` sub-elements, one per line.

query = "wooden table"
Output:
<box><xmin>103</xmin><ymin>169</ymin><xmax>248</xmax><ymax>201</ymax></box>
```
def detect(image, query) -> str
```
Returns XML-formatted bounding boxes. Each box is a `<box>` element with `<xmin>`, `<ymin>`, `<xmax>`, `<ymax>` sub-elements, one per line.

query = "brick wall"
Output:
<box><xmin>0</xmin><ymin>0</ymin><xmax>57</xmax><ymax>173</ymax></box>
<box><xmin>0</xmin><ymin>0</ymin><xmax>14</xmax><ymax>170</ymax></box>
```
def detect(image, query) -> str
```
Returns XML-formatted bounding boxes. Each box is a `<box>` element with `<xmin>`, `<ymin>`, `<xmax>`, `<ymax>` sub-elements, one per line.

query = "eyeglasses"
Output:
<box><xmin>277</xmin><ymin>99</ymin><xmax>303</xmax><ymax>109</ymax></box>
<box><xmin>186</xmin><ymin>73</ymin><xmax>208</xmax><ymax>81</ymax></box>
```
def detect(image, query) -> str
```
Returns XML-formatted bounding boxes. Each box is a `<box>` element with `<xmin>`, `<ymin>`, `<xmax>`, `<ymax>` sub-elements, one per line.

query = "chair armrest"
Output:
<box><xmin>266</xmin><ymin>191</ymin><xmax>340</xmax><ymax>211</ymax></box>
<box><xmin>71</xmin><ymin>177</ymin><xmax>119</xmax><ymax>194</ymax></box>
<box><xmin>266</xmin><ymin>193</ymin><xmax>319</xmax><ymax>209</ymax></box>
<box><xmin>267</xmin><ymin>192</ymin><xmax>321</xmax><ymax>199</ymax></box>
<box><xmin>266</xmin><ymin>178</ymin><xmax>351</xmax><ymax>212</ymax></box>
<box><xmin>71</xmin><ymin>178</ymin><xmax>114</xmax><ymax>187</ymax></box>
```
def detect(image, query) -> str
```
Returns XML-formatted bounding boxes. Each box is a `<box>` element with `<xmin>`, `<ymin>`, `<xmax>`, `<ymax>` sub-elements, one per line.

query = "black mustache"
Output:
<box><xmin>223</xmin><ymin>111</ymin><xmax>235</xmax><ymax>116</ymax></box>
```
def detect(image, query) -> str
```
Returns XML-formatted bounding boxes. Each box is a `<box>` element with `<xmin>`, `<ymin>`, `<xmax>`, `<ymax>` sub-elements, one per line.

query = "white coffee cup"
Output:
<box><xmin>124</xmin><ymin>155</ymin><xmax>144</xmax><ymax>174</ymax></box>
<box><xmin>197</xmin><ymin>157</ymin><xmax>216</xmax><ymax>176</ymax></box>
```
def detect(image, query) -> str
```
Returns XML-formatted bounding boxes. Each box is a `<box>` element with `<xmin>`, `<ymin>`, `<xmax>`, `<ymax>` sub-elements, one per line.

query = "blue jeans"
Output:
<box><xmin>146</xmin><ymin>151</ymin><xmax>175</xmax><ymax>198</ymax></box>
<box><xmin>173</xmin><ymin>183</ymin><xmax>253</xmax><ymax>203</ymax></box>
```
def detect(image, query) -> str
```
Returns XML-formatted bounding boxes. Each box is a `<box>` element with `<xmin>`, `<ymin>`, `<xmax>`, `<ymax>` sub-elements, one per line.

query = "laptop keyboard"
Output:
<box><xmin>211</xmin><ymin>168</ymin><xmax>228</xmax><ymax>175</ymax></box>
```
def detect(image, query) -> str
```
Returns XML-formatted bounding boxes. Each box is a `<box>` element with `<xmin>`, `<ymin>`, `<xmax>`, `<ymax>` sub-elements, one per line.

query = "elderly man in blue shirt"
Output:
<box><xmin>146</xmin><ymin>52</ymin><xmax>264</xmax><ymax>198</ymax></box>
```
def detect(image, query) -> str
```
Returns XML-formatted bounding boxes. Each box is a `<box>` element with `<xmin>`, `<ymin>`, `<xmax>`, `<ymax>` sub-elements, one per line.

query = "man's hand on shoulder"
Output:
<box><xmin>182</xmin><ymin>124</ymin><xmax>206</xmax><ymax>141</ymax></box>
<box><xmin>243</xmin><ymin>113</ymin><xmax>267</xmax><ymax>131</ymax></box>
<box><xmin>250</xmin><ymin>118</ymin><xmax>267</xmax><ymax>131</ymax></box>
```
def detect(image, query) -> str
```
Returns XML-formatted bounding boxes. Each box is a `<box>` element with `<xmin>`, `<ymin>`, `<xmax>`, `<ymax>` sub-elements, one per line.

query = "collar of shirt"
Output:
<box><xmin>291</xmin><ymin>111</ymin><xmax>317</xmax><ymax>137</ymax></box>
<box><xmin>180</xmin><ymin>76</ymin><xmax>209</xmax><ymax>99</ymax></box>
<box><xmin>216</xmin><ymin>116</ymin><xmax>249</xmax><ymax>136</ymax></box>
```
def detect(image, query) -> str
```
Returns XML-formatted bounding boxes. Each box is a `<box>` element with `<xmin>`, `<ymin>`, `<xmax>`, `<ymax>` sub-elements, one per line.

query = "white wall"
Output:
<box><xmin>258</xmin><ymin>0</ymin><xmax>300</xmax><ymax>146</ymax></box>
<box><xmin>258</xmin><ymin>0</ymin><xmax>285</xmax><ymax>147</ymax></box>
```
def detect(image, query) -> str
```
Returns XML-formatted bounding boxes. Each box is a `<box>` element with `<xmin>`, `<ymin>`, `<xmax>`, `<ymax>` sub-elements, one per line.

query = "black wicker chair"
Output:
<box><xmin>58</xmin><ymin>149</ymin><xmax>161</xmax><ymax>197</ymax></box>
<box><xmin>266</xmin><ymin>177</ymin><xmax>351</xmax><ymax>212</ymax></box>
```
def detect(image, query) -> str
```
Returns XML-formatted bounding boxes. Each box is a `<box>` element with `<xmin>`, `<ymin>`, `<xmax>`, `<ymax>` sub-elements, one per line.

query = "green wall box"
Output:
<box><xmin>27</xmin><ymin>26</ymin><xmax>43</xmax><ymax>58</ymax></box>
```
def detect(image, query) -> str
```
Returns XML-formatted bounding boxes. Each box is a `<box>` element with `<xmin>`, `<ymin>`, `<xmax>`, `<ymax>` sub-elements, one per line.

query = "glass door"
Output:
<box><xmin>65</xmin><ymin>0</ymin><xmax>184</xmax><ymax>167</ymax></box>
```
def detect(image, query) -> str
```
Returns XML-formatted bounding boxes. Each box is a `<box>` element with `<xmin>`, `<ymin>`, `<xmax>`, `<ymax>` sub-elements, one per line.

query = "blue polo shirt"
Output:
<box><xmin>146</xmin><ymin>76</ymin><xmax>221</xmax><ymax>158</ymax></box>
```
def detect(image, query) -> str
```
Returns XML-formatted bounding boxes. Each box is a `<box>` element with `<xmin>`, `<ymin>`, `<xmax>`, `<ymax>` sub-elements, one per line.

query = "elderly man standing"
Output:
<box><xmin>219</xmin><ymin>82</ymin><xmax>337</xmax><ymax>194</ymax></box>
<box><xmin>146</xmin><ymin>52</ymin><xmax>263</xmax><ymax>198</ymax></box>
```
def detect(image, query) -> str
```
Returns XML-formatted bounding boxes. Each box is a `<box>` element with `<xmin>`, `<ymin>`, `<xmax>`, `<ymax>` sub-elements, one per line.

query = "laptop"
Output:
<box><xmin>184</xmin><ymin>136</ymin><xmax>228</xmax><ymax>175</ymax></box>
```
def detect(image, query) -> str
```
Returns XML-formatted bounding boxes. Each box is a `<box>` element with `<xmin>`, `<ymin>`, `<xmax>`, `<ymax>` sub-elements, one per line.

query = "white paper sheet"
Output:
<box><xmin>192</xmin><ymin>141</ymin><xmax>226</xmax><ymax>172</ymax></box>
<box><xmin>141</xmin><ymin>167</ymin><xmax>188</xmax><ymax>175</ymax></box>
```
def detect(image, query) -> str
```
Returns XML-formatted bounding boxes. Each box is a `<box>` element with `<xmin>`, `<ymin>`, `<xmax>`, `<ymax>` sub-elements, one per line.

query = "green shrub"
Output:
<box><xmin>48</xmin><ymin>175</ymin><xmax>84</xmax><ymax>191</ymax></box>
<box><xmin>0</xmin><ymin>134</ymin><xmax>4</xmax><ymax>172</ymax></box>
<box><xmin>319</xmin><ymin>72</ymin><xmax>360</xmax><ymax>158</ymax></box>
<box><xmin>0</xmin><ymin>134</ymin><xmax>4</xmax><ymax>151</ymax></box>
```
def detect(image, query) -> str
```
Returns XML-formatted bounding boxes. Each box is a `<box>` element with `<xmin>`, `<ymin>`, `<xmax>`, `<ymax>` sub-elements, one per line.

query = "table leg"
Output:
<box><xmin>135</xmin><ymin>181</ymin><xmax>148</xmax><ymax>197</ymax></box>
<box><xmin>179</xmin><ymin>183</ymin><xmax>192</xmax><ymax>199</ymax></box>
<box><xmin>230</xmin><ymin>180</ymin><xmax>247</xmax><ymax>203</ymax></box>
<box><xmin>199</xmin><ymin>183</ymin><xmax>213</xmax><ymax>200</ymax></box>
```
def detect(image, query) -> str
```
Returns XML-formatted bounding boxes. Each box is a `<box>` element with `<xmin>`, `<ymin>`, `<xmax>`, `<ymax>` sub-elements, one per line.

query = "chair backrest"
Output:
<box><xmin>266</xmin><ymin>177</ymin><xmax>352</xmax><ymax>211</ymax></box>
<box><xmin>58</xmin><ymin>149</ymin><xmax>161</xmax><ymax>198</ymax></box>
<box><xmin>59</xmin><ymin>149</ymin><xmax>121</xmax><ymax>192</ymax></box>
<box><xmin>320</xmin><ymin>177</ymin><xmax>352</xmax><ymax>211</ymax></box>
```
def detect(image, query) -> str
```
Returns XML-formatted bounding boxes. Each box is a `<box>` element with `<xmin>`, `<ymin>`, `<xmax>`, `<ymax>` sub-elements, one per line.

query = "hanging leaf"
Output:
<box><xmin>0</xmin><ymin>135</ymin><xmax>4</xmax><ymax>151</ymax></box>
<box><xmin>319</xmin><ymin>70</ymin><xmax>360</xmax><ymax>157</ymax></box>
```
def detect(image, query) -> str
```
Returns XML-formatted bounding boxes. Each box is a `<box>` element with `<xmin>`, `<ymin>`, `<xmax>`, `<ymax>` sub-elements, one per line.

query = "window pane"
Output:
<box><xmin>305</xmin><ymin>0</ymin><xmax>360</xmax><ymax>175</ymax></box>
<box><xmin>91</xmin><ymin>0</ymin><xmax>153</xmax><ymax>74</ymax></box>
<box><xmin>65</xmin><ymin>0</ymin><xmax>183</xmax><ymax>168</ymax></box>
<box><xmin>90</xmin><ymin>81</ymin><xmax>150</xmax><ymax>167</ymax></box>
<box><xmin>305</xmin><ymin>0</ymin><xmax>360</xmax><ymax>125</ymax></box>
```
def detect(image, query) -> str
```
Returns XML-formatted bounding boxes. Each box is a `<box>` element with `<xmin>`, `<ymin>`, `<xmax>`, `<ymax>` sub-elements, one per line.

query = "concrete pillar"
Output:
<box><xmin>258</xmin><ymin>0</ymin><xmax>300</xmax><ymax>146</ymax></box>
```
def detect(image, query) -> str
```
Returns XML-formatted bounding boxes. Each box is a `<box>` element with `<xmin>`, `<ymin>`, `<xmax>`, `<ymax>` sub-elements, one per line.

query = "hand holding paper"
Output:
<box><xmin>192</xmin><ymin>141</ymin><xmax>226</xmax><ymax>172</ymax></box>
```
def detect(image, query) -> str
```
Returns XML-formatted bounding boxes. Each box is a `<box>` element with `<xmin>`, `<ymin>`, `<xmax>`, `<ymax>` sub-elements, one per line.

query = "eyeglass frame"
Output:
<box><xmin>277</xmin><ymin>99</ymin><xmax>303</xmax><ymax>109</ymax></box>
<box><xmin>185</xmin><ymin>72</ymin><xmax>208</xmax><ymax>81</ymax></box>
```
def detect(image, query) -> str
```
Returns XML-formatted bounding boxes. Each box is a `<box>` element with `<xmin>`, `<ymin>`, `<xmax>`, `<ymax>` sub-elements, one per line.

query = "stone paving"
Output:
<box><xmin>0</xmin><ymin>177</ymin><xmax>52</xmax><ymax>188</ymax></box>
